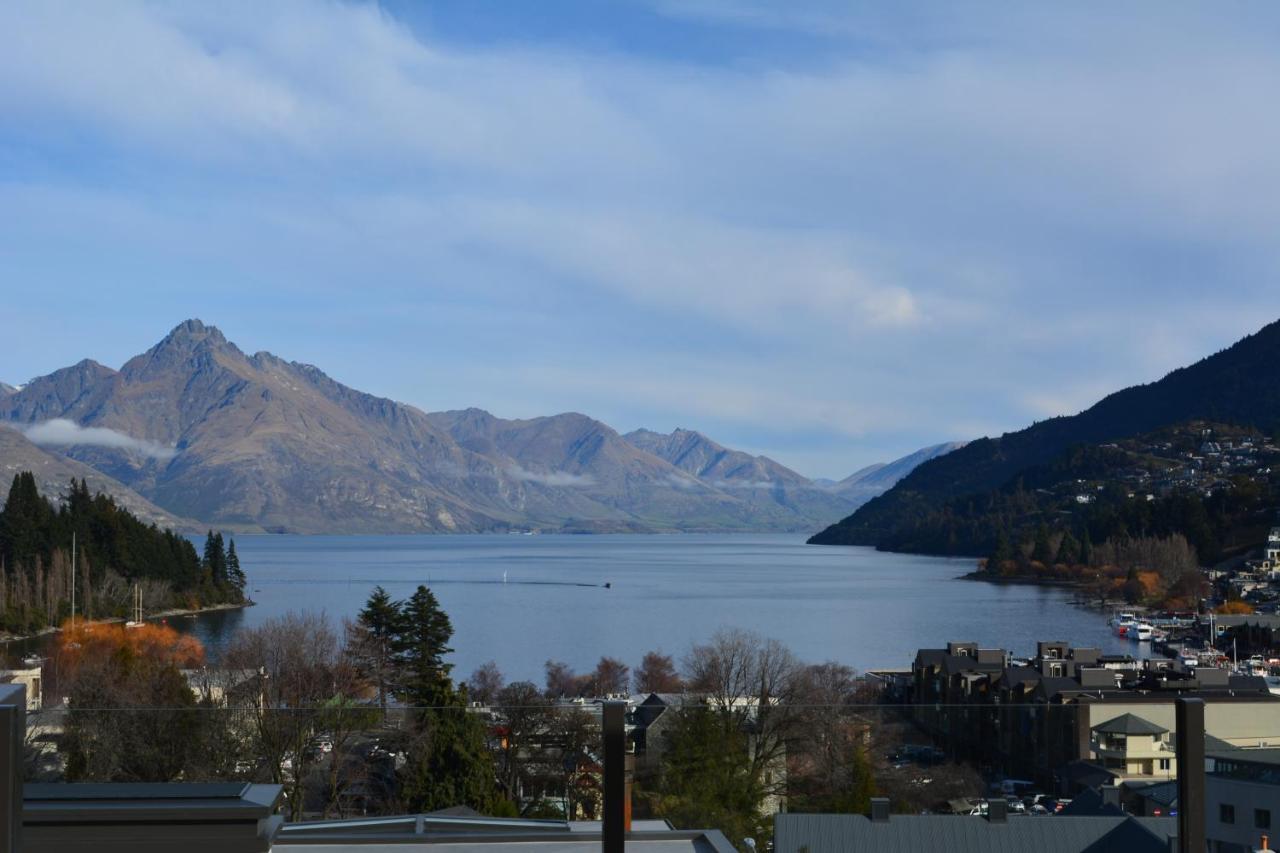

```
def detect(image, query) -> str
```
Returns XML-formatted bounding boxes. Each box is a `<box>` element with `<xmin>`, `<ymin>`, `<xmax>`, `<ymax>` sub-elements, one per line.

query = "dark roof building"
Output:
<box><xmin>774</xmin><ymin>806</ymin><xmax>1175</xmax><ymax>853</ymax></box>
<box><xmin>1093</xmin><ymin>713</ymin><xmax>1169</xmax><ymax>736</ymax></box>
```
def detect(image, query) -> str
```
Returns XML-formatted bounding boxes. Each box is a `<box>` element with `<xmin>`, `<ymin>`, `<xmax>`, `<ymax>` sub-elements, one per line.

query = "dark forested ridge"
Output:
<box><xmin>0</xmin><ymin>472</ymin><xmax>245</xmax><ymax>634</ymax></box>
<box><xmin>811</xmin><ymin>318</ymin><xmax>1280</xmax><ymax>554</ymax></box>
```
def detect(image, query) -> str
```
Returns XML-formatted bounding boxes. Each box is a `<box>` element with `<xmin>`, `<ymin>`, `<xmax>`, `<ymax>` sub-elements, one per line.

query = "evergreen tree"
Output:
<box><xmin>0</xmin><ymin>472</ymin><xmax>205</xmax><ymax>633</ymax></box>
<box><xmin>225</xmin><ymin>539</ymin><xmax>246</xmax><ymax>593</ymax></box>
<box><xmin>394</xmin><ymin>585</ymin><xmax>456</xmax><ymax>707</ymax></box>
<box><xmin>1080</xmin><ymin>528</ymin><xmax>1094</xmax><ymax>566</ymax></box>
<box><xmin>389</xmin><ymin>585</ymin><xmax>500</xmax><ymax>813</ymax></box>
<box><xmin>648</xmin><ymin>707</ymin><xmax>766</xmax><ymax>847</ymax></box>
<box><xmin>1031</xmin><ymin>523</ymin><xmax>1055</xmax><ymax>564</ymax></box>
<box><xmin>349</xmin><ymin>586</ymin><xmax>404</xmax><ymax>713</ymax></box>
<box><xmin>987</xmin><ymin>530</ymin><xmax>1013</xmax><ymax>574</ymax></box>
<box><xmin>1056</xmin><ymin>531</ymin><xmax>1081</xmax><ymax>565</ymax></box>
<box><xmin>399</xmin><ymin>699</ymin><xmax>501</xmax><ymax>813</ymax></box>
<box><xmin>202</xmin><ymin>532</ymin><xmax>227</xmax><ymax>588</ymax></box>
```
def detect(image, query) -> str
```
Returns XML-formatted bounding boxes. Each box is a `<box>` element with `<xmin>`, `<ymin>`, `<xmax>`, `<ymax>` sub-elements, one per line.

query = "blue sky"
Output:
<box><xmin>3</xmin><ymin>1</ymin><xmax>1280</xmax><ymax>478</ymax></box>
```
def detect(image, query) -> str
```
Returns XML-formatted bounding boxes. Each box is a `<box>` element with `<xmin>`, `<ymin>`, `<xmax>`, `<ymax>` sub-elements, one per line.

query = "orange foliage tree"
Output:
<box><xmin>1215</xmin><ymin>599</ymin><xmax>1255</xmax><ymax>615</ymax></box>
<box><xmin>57</xmin><ymin>621</ymin><xmax>209</xmax><ymax>782</ymax></box>
<box><xmin>56</xmin><ymin>620</ymin><xmax>205</xmax><ymax>677</ymax></box>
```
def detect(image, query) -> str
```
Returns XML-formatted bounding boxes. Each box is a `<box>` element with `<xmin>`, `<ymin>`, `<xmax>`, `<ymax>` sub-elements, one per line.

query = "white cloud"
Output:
<box><xmin>506</xmin><ymin>466</ymin><xmax>595</xmax><ymax>488</ymax></box>
<box><xmin>14</xmin><ymin>419</ymin><xmax>178</xmax><ymax>460</ymax></box>
<box><xmin>5</xmin><ymin>2</ymin><xmax>1280</xmax><ymax>476</ymax></box>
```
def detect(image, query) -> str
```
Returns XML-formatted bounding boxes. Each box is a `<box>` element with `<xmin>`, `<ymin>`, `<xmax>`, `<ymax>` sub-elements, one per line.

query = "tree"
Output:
<box><xmin>400</xmin><ymin>698</ymin><xmax>501</xmax><ymax>814</ymax></box>
<box><xmin>347</xmin><ymin>586</ymin><xmax>404</xmax><ymax>713</ymax></box>
<box><xmin>491</xmin><ymin>681</ymin><xmax>551</xmax><ymax>802</ymax></box>
<box><xmin>645</xmin><ymin>707</ymin><xmax>766</xmax><ymax>848</ymax></box>
<box><xmin>682</xmin><ymin>629</ymin><xmax>800</xmax><ymax>813</ymax></box>
<box><xmin>1056</xmin><ymin>531</ymin><xmax>1081</xmax><ymax>565</ymax></box>
<box><xmin>226</xmin><ymin>538</ymin><xmax>246</xmax><ymax>593</ymax></box>
<box><xmin>1216</xmin><ymin>599</ymin><xmax>1255</xmax><ymax>615</ymax></box>
<box><xmin>987</xmin><ymin>530</ymin><xmax>1013</xmax><ymax>574</ymax></box>
<box><xmin>467</xmin><ymin>661</ymin><xmax>505</xmax><ymax>705</ymax></box>
<box><xmin>1031</xmin><ymin>523</ymin><xmax>1055</xmax><ymax>565</ymax></box>
<box><xmin>58</xmin><ymin>622</ymin><xmax>208</xmax><ymax>782</ymax></box>
<box><xmin>591</xmin><ymin>656</ymin><xmax>630</xmax><ymax>696</ymax></box>
<box><xmin>391</xmin><ymin>585</ymin><xmax>501</xmax><ymax>814</ymax></box>
<box><xmin>789</xmin><ymin>662</ymin><xmax>876</xmax><ymax>813</ymax></box>
<box><xmin>202</xmin><ymin>531</ymin><xmax>227</xmax><ymax>588</ymax></box>
<box><xmin>223</xmin><ymin>612</ymin><xmax>357</xmax><ymax>821</ymax></box>
<box><xmin>544</xmin><ymin>660</ymin><xmax>578</xmax><ymax>698</ymax></box>
<box><xmin>394</xmin><ymin>585</ymin><xmax>455</xmax><ymax>707</ymax></box>
<box><xmin>634</xmin><ymin>651</ymin><xmax>682</xmax><ymax>694</ymax></box>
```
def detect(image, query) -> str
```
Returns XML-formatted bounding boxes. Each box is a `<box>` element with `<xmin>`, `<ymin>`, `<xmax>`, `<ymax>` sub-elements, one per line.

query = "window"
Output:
<box><xmin>1257</xmin><ymin>809</ymin><xmax>1271</xmax><ymax>830</ymax></box>
<box><xmin>1220</xmin><ymin>804</ymin><xmax>1235</xmax><ymax>825</ymax></box>
<box><xmin>1158</xmin><ymin>759</ymin><xmax>1171</xmax><ymax>770</ymax></box>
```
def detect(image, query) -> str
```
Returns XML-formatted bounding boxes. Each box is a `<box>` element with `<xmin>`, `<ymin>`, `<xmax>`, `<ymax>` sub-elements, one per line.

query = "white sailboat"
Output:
<box><xmin>125</xmin><ymin>584</ymin><xmax>144</xmax><ymax>629</ymax></box>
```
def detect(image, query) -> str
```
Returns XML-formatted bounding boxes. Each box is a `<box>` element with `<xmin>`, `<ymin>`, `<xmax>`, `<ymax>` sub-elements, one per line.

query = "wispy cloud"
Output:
<box><xmin>3</xmin><ymin>2</ymin><xmax>1280</xmax><ymax>476</ymax></box>
<box><xmin>506</xmin><ymin>466</ymin><xmax>595</xmax><ymax>488</ymax></box>
<box><xmin>13</xmin><ymin>419</ymin><xmax>178</xmax><ymax>461</ymax></box>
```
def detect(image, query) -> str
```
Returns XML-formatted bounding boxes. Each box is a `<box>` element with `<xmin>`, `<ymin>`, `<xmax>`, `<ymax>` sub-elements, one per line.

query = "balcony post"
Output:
<box><xmin>0</xmin><ymin>683</ymin><xmax>26</xmax><ymax>853</ymax></box>
<box><xmin>602</xmin><ymin>700</ymin><xmax>626</xmax><ymax>853</ymax></box>
<box><xmin>1176</xmin><ymin>697</ymin><xmax>1205</xmax><ymax>853</ymax></box>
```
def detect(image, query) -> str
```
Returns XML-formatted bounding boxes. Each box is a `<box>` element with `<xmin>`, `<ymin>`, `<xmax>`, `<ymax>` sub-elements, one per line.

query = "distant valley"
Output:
<box><xmin>0</xmin><ymin>320</ymin><xmax>958</xmax><ymax>535</ymax></box>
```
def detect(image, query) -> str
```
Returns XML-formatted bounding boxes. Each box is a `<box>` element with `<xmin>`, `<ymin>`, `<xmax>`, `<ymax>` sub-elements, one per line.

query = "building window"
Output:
<box><xmin>1158</xmin><ymin>759</ymin><xmax>1170</xmax><ymax>770</ymax></box>
<box><xmin>1220</xmin><ymin>804</ymin><xmax>1235</xmax><ymax>825</ymax></box>
<box><xmin>1257</xmin><ymin>809</ymin><xmax>1271</xmax><ymax>830</ymax></box>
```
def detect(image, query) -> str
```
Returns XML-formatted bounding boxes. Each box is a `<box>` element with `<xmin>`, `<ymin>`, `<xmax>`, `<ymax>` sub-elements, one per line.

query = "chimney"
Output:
<box><xmin>1101</xmin><ymin>785</ymin><xmax>1121</xmax><ymax>809</ymax></box>
<box><xmin>987</xmin><ymin>798</ymin><xmax>1008</xmax><ymax>823</ymax></box>
<box><xmin>869</xmin><ymin>798</ymin><xmax>891</xmax><ymax>823</ymax></box>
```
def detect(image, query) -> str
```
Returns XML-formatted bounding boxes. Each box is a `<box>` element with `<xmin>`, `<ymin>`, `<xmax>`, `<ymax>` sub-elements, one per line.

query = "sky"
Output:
<box><xmin>3</xmin><ymin>1</ymin><xmax>1280</xmax><ymax>479</ymax></box>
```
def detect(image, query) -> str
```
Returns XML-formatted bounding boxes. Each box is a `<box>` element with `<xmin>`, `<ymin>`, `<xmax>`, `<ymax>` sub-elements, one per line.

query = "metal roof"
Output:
<box><xmin>1092</xmin><ymin>713</ymin><xmax>1168</xmax><ymax>735</ymax></box>
<box><xmin>774</xmin><ymin>814</ymin><xmax>1175</xmax><ymax>853</ymax></box>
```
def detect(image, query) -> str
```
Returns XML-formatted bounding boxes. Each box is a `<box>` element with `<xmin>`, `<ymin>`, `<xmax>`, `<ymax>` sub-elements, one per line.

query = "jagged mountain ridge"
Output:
<box><xmin>2</xmin><ymin>321</ymin><xmax>957</xmax><ymax>534</ymax></box>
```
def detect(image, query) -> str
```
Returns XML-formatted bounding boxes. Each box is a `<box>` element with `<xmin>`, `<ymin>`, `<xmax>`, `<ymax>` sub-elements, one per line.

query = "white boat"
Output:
<box><xmin>1132</xmin><ymin>623</ymin><xmax>1154</xmax><ymax>642</ymax></box>
<box><xmin>1111</xmin><ymin>612</ymin><xmax>1138</xmax><ymax>636</ymax></box>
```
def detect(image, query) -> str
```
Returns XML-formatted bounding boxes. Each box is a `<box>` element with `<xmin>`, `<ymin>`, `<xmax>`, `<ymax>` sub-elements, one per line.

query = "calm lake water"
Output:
<box><xmin>161</xmin><ymin>534</ymin><xmax>1142</xmax><ymax>682</ymax></box>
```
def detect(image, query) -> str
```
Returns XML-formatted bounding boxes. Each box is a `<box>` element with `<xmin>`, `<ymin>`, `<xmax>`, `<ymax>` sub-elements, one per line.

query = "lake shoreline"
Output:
<box><xmin>0</xmin><ymin>600</ymin><xmax>254</xmax><ymax>646</ymax></box>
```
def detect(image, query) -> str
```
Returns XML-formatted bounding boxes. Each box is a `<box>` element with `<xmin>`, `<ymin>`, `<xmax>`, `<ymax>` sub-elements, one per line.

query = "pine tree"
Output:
<box><xmin>389</xmin><ymin>585</ymin><xmax>500</xmax><ymax>813</ymax></box>
<box><xmin>350</xmin><ymin>586</ymin><xmax>404</xmax><ymax>713</ymax></box>
<box><xmin>225</xmin><ymin>539</ymin><xmax>246</xmax><ymax>593</ymax></box>
<box><xmin>1080</xmin><ymin>528</ymin><xmax>1094</xmax><ymax>566</ymax></box>
<box><xmin>202</xmin><ymin>531</ymin><xmax>227</xmax><ymax>588</ymax></box>
<box><xmin>1056</xmin><ymin>531</ymin><xmax>1081</xmax><ymax>565</ymax></box>
<box><xmin>987</xmin><ymin>530</ymin><xmax>1013</xmax><ymax>574</ymax></box>
<box><xmin>399</xmin><ymin>702</ymin><xmax>500</xmax><ymax>813</ymax></box>
<box><xmin>1031</xmin><ymin>523</ymin><xmax>1055</xmax><ymax>564</ymax></box>
<box><xmin>394</xmin><ymin>585</ymin><xmax>456</xmax><ymax>707</ymax></box>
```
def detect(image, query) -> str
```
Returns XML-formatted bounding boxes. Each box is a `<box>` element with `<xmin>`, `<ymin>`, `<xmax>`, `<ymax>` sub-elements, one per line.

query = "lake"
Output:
<box><xmin>164</xmin><ymin>534</ymin><xmax>1142</xmax><ymax>682</ymax></box>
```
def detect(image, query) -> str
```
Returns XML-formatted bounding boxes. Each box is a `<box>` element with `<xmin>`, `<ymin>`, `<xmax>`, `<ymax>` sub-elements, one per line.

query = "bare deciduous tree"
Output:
<box><xmin>224</xmin><ymin>612</ymin><xmax>362</xmax><ymax>820</ymax></box>
<box><xmin>467</xmin><ymin>661</ymin><xmax>505</xmax><ymax>705</ymax></box>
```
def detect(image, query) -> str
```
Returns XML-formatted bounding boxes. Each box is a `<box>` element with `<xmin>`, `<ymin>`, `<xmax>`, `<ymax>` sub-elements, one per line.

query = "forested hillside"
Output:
<box><xmin>0</xmin><ymin>473</ymin><xmax>245</xmax><ymax>634</ymax></box>
<box><xmin>812</xmin><ymin>318</ymin><xmax>1280</xmax><ymax>551</ymax></box>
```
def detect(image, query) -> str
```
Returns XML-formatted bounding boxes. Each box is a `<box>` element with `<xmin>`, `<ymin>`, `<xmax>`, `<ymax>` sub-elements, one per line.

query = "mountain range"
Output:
<box><xmin>811</xmin><ymin>317</ymin><xmax>1280</xmax><ymax>549</ymax></box>
<box><xmin>0</xmin><ymin>320</ymin><xmax>955</xmax><ymax>535</ymax></box>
